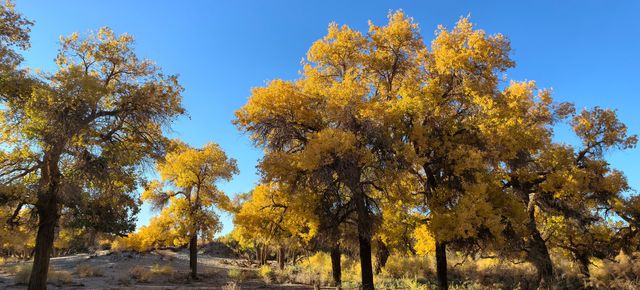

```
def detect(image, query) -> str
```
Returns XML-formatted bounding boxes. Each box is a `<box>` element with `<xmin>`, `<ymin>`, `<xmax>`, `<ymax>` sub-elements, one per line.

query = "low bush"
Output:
<box><xmin>258</xmin><ymin>264</ymin><xmax>273</xmax><ymax>283</ymax></box>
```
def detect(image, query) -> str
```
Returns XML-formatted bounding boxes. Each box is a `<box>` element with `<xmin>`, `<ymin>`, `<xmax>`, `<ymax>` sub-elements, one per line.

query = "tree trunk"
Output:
<box><xmin>529</xmin><ymin>233</ymin><xmax>553</xmax><ymax>289</ymax></box>
<box><xmin>526</xmin><ymin>196</ymin><xmax>553</xmax><ymax>289</ymax></box>
<box><xmin>576</xmin><ymin>253</ymin><xmax>590</xmax><ymax>279</ymax></box>
<box><xmin>330</xmin><ymin>244</ymin><xmax>342</xmax><ymax>289</ymax></box>
<box><xmin>261</xmin><ymin>245</ymin><xmax>268</xmax><ymax>265</ymax></box>
<box><xmin>189</xmin><ymin>232</ymin><xmax>198</xmax><ymax>279</ymax></box>
<box><xmin>29</xmin><ymin>149</ymin><xmax>62</xmax><ymax>290</ymax></box>
<box><xmin>278</xmin><ymin>246</ymin><xmax>285</xmax><ymax>270</ymax></box>
<box><xmin>354</xmin><ymin>189</ymin><xmax>374</xmax><ymax>290</ymax></box>
<box><xmin>88</xmin><ymin>229</ymin><xmax>97</xmax><ymax>252</ymax></box>
<box><xmin>435</xmin><ymin>241</ymin><xmax>448</xmax><ymax>290</ymax></box>
<box><xmin>28</xmin><ymin>195</ymin><xmax>59</xmax><ymax>290</ymax></box>
<box><xmin>358</xmin><ymin>235</ymin><xmax>374</xmax><ymax>290</ymax></box>
<box><xmin>343</xmin><ymin>167</ymin><xmax>374</xmax><ymax>290</ymax></box>
<box><xmin>374</xmin><ymin>239</ymin><xmax>390</xmax><ymax>274</ymax></box>
<box><xmin>255</xmin><ymin>244</ymin><xmax>262</xmax><ymax>265</ymax></box>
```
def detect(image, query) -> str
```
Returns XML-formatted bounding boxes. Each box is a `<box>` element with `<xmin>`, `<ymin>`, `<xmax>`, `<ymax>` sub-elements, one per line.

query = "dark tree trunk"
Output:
<box><xmin>343</xmin><ymin>167</ymin><xmax>374</xmax><ymax>290</ymax></box>
<box><xmin>576</xmin><ymin>253</ymin><xmax>590</xmax><ymax>278</ymax></box>
<box><xmin>29</xmin><ymin>150</ymin><xmax>61</xmax><ymax>290</ymax></box>
<box><xmin>358</xmin><ymin>235</ymin><xmax>374</xmax><ymax>290</ymax></box>
<box><xmin>529</xmin><ymin>233</ymin><xmax>553</xmax><ymax>289</ymax></box>
<box><xmin>526</xmin><ymin>196</ymin><xmax>553</xmax><ymax>289</ymax></box>
<box><xmin>189</xmin><ymin>232</ymin><xmax>198</xmax><ymax>279</ymax></box>
<box><xmin>278</xmin><ymin>246</ymin><xmax>285</xmax><ymax>270</ymax></box>
<box><xmin>330</xmin><ymin>244</ymin><xmax>342</xmax><ymax>289</ymax></box>
<box><xmin>435</xmin><ymin>241</ymin><xmax>448</xmax><ymax>290</ymax></box>
<box><xmin>354</xmin><ymin>190</ymin><xmax>374</xmax><ymax>290</ymax></box>
<box><xmin>374</xmin><ymin>239</ymin><xmax>390</xmax><ymax>274</ymax></box>
<box><xmin>29</xmin><ymin>201</ymin><xmax>58</xmax><ymax>290</ymax></box>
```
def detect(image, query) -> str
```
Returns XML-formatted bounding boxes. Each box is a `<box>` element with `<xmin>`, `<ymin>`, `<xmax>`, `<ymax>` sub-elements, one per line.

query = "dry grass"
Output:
<box><xmin>76</xmin><ymin>264</ymin><xmax>103</xmax><ymax>277</ymax></box>
<box><xmin>222</xmin><ymin>281</ymin><xmax>242</xmax><ymax>290</ymax></box>
<box><xmin>227</xmin><ymin>268</ymin><xmax>255</xmax><ymax>282</ymax></box>
<box><xmin>586</xmin><ymin>251</ymin><xmax>640</xmax><ymax>290</ymax></box>
<box><xmin>48</xmin><ymin>270</ymin><xmax>73</xmax><ymax>284</ymax></box>
<box><xmin>128</xmin><ymin>265</ymin><xmax>153</xmax><ymax>282</ymax></box>
<box><xmin>150</xmin><ymin>263</ymin><xmax>175</xmax><ymax>276</ymax></box>
<box><xmin>12</xmin><ymin>264</ymin><xmax>72</xmax><ymax>285</ymax></box>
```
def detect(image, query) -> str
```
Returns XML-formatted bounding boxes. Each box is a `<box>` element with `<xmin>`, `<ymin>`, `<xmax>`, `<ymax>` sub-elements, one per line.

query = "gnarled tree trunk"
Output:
<box><xmin>29</xmin><ymin>149</ymin><xmax>62</xmax><ymax>290</ymax></box>
<box><xmin>527</xmin><ymin>196</ymin><xmax>553</xmax><ymax>289</ymax></box>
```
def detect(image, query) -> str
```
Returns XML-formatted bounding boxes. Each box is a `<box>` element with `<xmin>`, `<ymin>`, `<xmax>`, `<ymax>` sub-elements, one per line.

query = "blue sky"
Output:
<box><xmin>18</xmin><ymin>1</ymin><xmax>640</xmax><ymax>236</ymax></box>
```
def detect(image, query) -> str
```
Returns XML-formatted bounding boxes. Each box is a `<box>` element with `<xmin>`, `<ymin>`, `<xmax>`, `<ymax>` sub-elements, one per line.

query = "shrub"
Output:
<box><xmin>228</xmin><ymin>268</ymin><xmax>241</xmax><ymax>280</ymax></box>
<box><xmin>259</xmin><ymin>265</ymin><xmax>273</xmax><ymax>283</ymax></box>
<box><xmin>129</xmin><ymin>265</ymin><xmax>152</xmax><ymax>282</ymax></box>
<box><xmin>228</xmin><ymin>268</ymin><xmax>254</xmax><ymax>282</ymax></box>
<box><xmin>76</xmin><ymin>264</ymin><xmax>103</xmax><ymax>277</ymax></box>
<box><xmin>273</xmin><ymin>265</ymin><xmax>296</xmax><ymax>284</ymax></box>
<box><xmin>297</xmin><ymin>252</ymin><xmax>333</xmax><ymax>286</ymax></box>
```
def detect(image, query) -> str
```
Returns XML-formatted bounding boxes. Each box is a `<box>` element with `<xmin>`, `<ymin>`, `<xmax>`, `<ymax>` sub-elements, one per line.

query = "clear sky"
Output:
<box><xmin>17</xmin><ymin>1</ymin><xmax>640</xmax><ymax>236</ymax></box>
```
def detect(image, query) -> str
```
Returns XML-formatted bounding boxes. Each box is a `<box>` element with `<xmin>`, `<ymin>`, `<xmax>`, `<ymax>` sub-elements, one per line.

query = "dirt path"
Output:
<box><xmin>0</xmin><ymin>250</ymin><xmax>314</xmax><ymax>289</ymax></box>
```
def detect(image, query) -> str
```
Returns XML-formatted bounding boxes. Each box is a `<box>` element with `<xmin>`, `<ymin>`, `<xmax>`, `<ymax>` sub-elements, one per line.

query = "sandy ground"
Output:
<box><xmin>0</xmin><ymin>250</ymin><xmax>313</xmax><ymax>289</ymax></box>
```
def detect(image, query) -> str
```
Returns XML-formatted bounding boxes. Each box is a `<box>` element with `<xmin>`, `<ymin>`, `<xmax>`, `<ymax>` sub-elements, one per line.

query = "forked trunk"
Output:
<box><xmin>330</xmin><ymin>243</ymin><xmax>342</xmax><ymax>288</ymax></box>
<box><xmin>435</xmin><ymin>241</ymin><xmax>448</xmax><ymax>290</ymax></box>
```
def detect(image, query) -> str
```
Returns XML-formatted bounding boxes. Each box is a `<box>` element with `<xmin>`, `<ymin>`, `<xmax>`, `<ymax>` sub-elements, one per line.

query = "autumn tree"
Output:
<box><xmin>142</xmin><ymin>140</ymin><xmax>237</xmax><ymax>278</ymax></box>
<box><xmin>391</xmin><ymin>17</ymin><xmax>536</xmax><ymax>290</ymax></box>
<box><xmin>233</xmin><ymin>183</ymin><xmax>317</xmax><ymax>269</ymax></box>
<box><xmin>0</xmin><ymin>26</ymin><xmax>185</xmax><ymax>289</ymax></box>
<box><xmin>0</xmin><ymin>0</ymin><xmax>31</xmax><ymax>74</ymax></box>
<box><xmin>492</xmin><ymin>106</ymin><xmax>636</xmax><ymax>286</ymax></box>
<box><xmin>0</xmin><ymin>1</ymin><xmax>34</xmax><ymax>239</ymax></box>
<box><xmin>234</xmin><ymin>11</ymin><xmax>428</xmax><ymax>289</ymax></box>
